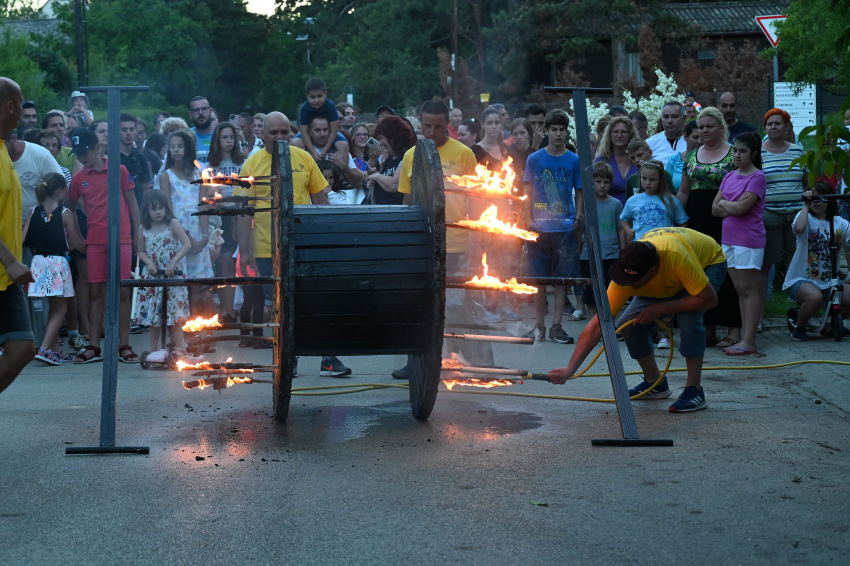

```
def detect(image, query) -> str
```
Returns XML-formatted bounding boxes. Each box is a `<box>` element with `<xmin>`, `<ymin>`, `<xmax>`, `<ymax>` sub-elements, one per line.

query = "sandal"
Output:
<box><xmin>716</xmin><ymin>337</ymin><xmax>739</xmax><ymax>349</ymax></box>
<box><xmin>724</xmin><ymin>345</ymin><xmax>758</xmax><ymax>356</ymax></box>
<box><xmin>74</xmin><ymin>345</ymin><xmax>103</xmax><ymax>364</ymax></box>
<box><xmin>118</xmin><ymin>345</ymin><xmax>140</xmax><ymax>364</ymax></box>
<box><xmin>567</xmin><ymin>310</ymin><xmax>586</xmax><ymax>321</ymax></box>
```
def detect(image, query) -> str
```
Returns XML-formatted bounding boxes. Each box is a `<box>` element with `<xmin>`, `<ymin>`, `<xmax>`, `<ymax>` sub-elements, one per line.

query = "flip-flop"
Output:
<box><xmin>716</xmin><ymin>337</ymin><xmax>739</xmax><ymax>349</ymax></box>
<box><xmin>724</xmin><ymin>345</ymin><xmax>758</xmax><ymax>356</ymax></box>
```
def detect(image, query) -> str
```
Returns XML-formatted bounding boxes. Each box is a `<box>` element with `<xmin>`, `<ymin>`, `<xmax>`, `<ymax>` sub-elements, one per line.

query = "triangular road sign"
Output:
<box><xmin>756</xmin><ymin>14</ymin><xmax>787</xmax><ymax>48</ymax></box>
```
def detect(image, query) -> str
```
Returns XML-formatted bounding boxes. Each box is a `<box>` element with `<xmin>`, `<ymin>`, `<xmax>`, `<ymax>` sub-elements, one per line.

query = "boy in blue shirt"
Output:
<box><xmin>522</xmin><ymin>109</ymin><xmax>583</xmax><ymax>343</ymax></box>
<box><xmin>297</xmin><ymin>78</ymin><xmax>340</xmax><ymax>161</ymax></box>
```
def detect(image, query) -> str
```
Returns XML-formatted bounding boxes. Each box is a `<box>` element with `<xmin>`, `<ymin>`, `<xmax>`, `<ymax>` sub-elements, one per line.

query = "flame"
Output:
<box><xmin>194</xmin><ymin>379</ymin><xmax>211</xmax><ymax>390</ymax></box>
<box><xmin>182</xmin><ymin>376</ymin><xmax>253</xmax><ymax>390</ymax></box>
<box><xmin>442</xmin><ymin>378</ymin><xmax>515</xmax><ymax>390</ymax></box>
<box><xmin>456</xmin><ymin>205</ymin><xmax>538</xmax><ymax>241</ymax></box>
<box><xmin>464</xmin><ymin>254</ymin><xmax>538</xmax><ymax>294</ymax></box>
<box><xmin>199</xmin><ymin>167</ymin><xmax>254</xmax><ymax>186</ymax></box>
<box><xmin>445</xmin><ymin>158</ymin><xmax>525</xmax><ymax>199</ymax></box>
<box><xmin>194</xmin><ymin>160</ymin><xmax>203</xmax><ymax>170</ymax></box>
<box><xmin>441</xmin><ymin>357</ymin><xmax>466</xmax><ymax>369</ymax></box>
<box><xmin>177</xmin><ymin>360</ymin><xmax>213</xmax><ymax>371</ymax></box>
<box><xmin>182</xmin><ymin>314</ymin><xmax>222</xmax><ymax>332</ymax></box>
<box><xmin>202</xmin><ymin>191</ymin><xmax>224</xmax><ymax>203</ymax></box>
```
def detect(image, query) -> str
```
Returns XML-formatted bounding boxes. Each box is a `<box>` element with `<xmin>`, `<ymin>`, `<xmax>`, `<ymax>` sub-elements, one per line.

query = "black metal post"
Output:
<box><xmin>66</xmin><ymin>85</ymin><xmax>150</xmax><ymax>456</ymax></box>
<box><xmin>544</xmin><ymin>86</ymin><xmax>672</xmax><ymax>447</ymax></box>
<box><xmin>74</xmin><ymin>0</ymin><xmax>85</xmax><ymax>87</ymax></box>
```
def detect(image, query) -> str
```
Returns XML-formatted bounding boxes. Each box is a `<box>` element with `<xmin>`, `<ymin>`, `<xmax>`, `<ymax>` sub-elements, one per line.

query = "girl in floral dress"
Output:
<box><xmin>134</xmin><ymin>191</ymin><xmax>192</xmax><ymax>356</ymax></box>
<box><xmin>23</xmin><ymin>173</ymin><xmax>87</xmax><ymax>365</ymax></box>
<box><xmin>159</xmin><ymin>130</ymin><xmax>215</xmax><ymax>322</ymax></box>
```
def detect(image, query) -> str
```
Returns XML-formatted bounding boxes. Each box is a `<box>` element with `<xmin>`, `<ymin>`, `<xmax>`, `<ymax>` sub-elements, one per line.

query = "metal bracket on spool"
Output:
<box><xmin>544</xmin><ymin>85</ymin><xmax>673</xmax><ymax>447</ymax></box>
<box><xmin>65</xmin><ymin>86</ymin><xmax>151</xmax><ymax>456</ymax></box>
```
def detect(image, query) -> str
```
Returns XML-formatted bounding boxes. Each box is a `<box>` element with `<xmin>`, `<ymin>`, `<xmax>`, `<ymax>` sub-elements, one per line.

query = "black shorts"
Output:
<box><xmin>70</xmin><ymin>209</ymin><xmax>88</xmax><ymax>260</ymax></box>
<box><xmin>0</xmin><ymin>284</ymin><xmax>35</xmax><ymax>345</ymax></box>
<box><xmin>579</xmin><ymin>258</ymin><xmax>616</xmax><ymax>306</ymax></box>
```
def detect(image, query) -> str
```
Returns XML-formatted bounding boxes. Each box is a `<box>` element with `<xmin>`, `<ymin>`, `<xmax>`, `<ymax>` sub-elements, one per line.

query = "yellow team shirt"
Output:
<box><xmin>398</xmin><ymin>137</ymin><xmax>478</xmax><ymax>254</ymax></box>
<box><xmin>606</xmin><ymin>227</ymin><xmax>726</xmax><ymax>317</ymax></box>
<box><xmin>234</xmin><ymin>145</ymin><xmax>327</xmax><ymax>258</ymax></box>
<box><xmin>0</xmin><ymin>140</ymin><xmax>23</xmax><ymax>291</ymax></box>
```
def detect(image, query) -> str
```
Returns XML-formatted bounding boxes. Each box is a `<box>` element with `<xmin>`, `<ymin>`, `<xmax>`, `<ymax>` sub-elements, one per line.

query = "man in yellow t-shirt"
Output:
<box><xmin>397</xmin><ymin>100</ymin><xmax>478</xmax><ymax>257</ymax></box>
<box><xmin>0</xmin><ymin>77</ymin><xmax>36</xmax><ymax>394</ymax></box>
<box><xmin>234</xmin><ymin>112</ymin><xmax>351</xmax><ymax>377</ymax></box>
<box><xmin>392</xmin><ymin>100</ymin><xmax>482</xmax><ymax>379</ymax></box>
<box><xmin>550</xmin><ymin>227</ymin><xmax>727</xmax><ymax>413</ymax></box>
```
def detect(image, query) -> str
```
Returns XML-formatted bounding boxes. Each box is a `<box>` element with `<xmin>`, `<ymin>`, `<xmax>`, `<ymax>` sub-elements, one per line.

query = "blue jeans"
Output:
<box><xmin>617</xmin><ymin>261</ymin><xmax>727</xmax><ymax>359</ymax></box>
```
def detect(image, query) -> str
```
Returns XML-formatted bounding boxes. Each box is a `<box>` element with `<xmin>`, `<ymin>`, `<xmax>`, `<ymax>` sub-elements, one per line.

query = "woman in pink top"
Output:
<box><xmin>711</xmin><ymin>132</ymin><xmax>766</xmax><ymax>355</ymax></box>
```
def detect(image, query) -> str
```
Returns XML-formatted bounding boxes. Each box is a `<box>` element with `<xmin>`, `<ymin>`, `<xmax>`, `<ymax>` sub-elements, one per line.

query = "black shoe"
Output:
<box><xmin>548</xmin><ymin>324</ymin><xmax>574</xmax><ymax>344</ymax></box>
<box><xmin>522</xmin><ymin>325</ymin><xmax>546</xmax><ymax>342</ymax></box>
<box><xmin>791</xmin><ymin>327</ymin><xmax>808</xmax><ymax>341</ymax></box>
<box><xmin>392</xmin><ymin>364</ymin><xmax>410</xmax><ymax>380</ymax></box>
<box><xmin>221</xmin><ymin>313</ymin><xmax>237</xmax><ymax>325</ymax></box>
<box><xmin>58</xmin><ymin>325</ymin><xmax>69</xmax><ymax>337</ymax></box>
<box><xmin>320</xmin><ymin>356</ymin><xmax>352</xmax><ymax>377</ymax></box>
<box><xmin>129</xmin><ymin>324</ymin><xmax>143</xmax><ymax>334</ymax></box>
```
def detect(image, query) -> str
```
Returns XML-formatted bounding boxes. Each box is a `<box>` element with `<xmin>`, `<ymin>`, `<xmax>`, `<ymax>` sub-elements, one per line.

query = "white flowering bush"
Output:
<box><xmin>565</xmin><ymin>68</ymin><xmax>683</xmax><ymax>143</ymax></box>
<box><xmin>622</xmin><ymin>69</ymin><xmax>684</xmax><ymax>130</ymax></box>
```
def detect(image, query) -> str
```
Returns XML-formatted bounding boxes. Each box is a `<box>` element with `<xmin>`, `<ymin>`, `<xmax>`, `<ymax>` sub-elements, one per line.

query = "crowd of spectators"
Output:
<box><xmin>1</xmin><ymin>73</ymin><xmax>849</xmax><ymax>398</ymax></box>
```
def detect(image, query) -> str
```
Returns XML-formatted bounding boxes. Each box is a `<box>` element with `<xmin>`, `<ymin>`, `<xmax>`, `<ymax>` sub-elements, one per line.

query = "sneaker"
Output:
<box><xmin>221</xmin><ymin>313</ymin><xmax>237</xmax><ymax>325</ymax></box>
<box><xmin>548</xmin><ymin>324</ymin><xmax>575</xmax><ymax>344</ymax></box>
<box><xmin>129</xmin><ymin>324</ymin><xmax>143</xmax><ymax>334</ymax></box>
<box><xmin>522</xmin><ymin>325</ymin><xmax>546</xmax><ymax>342</ymax></box>
<box><xmin>320</xmin><ymin>357</ymin><xmax>352</xmax><ymax>377</ymax></box>
<box><xmin>791</xmin><ymin>327</ymin><xmax>808</xmax><ymax>341</ymax></box>
<box><xmin>484</xmin><ymin>309</ymin><xmax>503</xmax><ymax>323</ymax></box>
<box><xmin>669</xmin><ymin>385</ymin><xmax>707</xmax><ymax>412</ymax></box>
<box><xmin>657</xmin><ymin>337</ymin><xmax>671</xmax><ymax>349</ymax></box>
<box><xmin>616</xmin><ymin>332</ymin><xmax>624</xmax><ymax>341</ymax></box>
<box><xmin>498</xmin><ymin>307</ymin><xmax>522</xmax><ymax>321</ymax></box>
<box><xmin>35</xmin><ymin>348</ymin><xmax>62</xmax><ymax>366</ymax></box>
<box><xmin>628</xmin><ymin>376</ymin><xmax>671</xmax><ymax>399</ymax></box>
<box><xmin>563</xmin><ymin>304</ymin><xmax>576</xmax><ymax>316</ymax></box>
<box><xmin>69</xmin><ymin>334</ymin><xmax>87</xmax><ymax>353</ymax></box>
<box><xmin>391</xmin><ymin>364</ymin><xmax>410</xmax><ymax>380</ymax></box>
<box><xmin>59</xmin><ymin>325</ymin><xmax>69</xmax><ymax>337</ymax></box>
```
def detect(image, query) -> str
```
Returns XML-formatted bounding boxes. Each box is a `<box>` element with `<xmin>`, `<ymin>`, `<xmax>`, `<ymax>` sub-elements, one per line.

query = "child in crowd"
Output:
<box><xmin>625</xmin><ymin>140</ymin><xmax>676</xmax><ymax>198</ymax></box>
<box><xmin>23</xmin><ymin>173</ymin><xmax>86</xmax><ymax>365</ymax></box>
<box><xmin>296</xmin><ymin>78</ymin><xmax>340</xmax><ymax>161</ymax></box>
<box><xmin>134</xmin><ymin>191</ymin><xmax>192</xmax><ymax>358</ymax></box>
<box><xmin>522</xmin><ymin>109</ymin><xmax>583</xmax><ymax>344</ymax></box>
<box><xmin>576</xmin><ymin>162</ymin><xmax>626</xmax><ymax>321</ymax></box>
<box><xmin>319</xmin><ymin>160</ymin><xmax>348</xmax><ymax>204</ymax></box>
<box><xmin>620</xmin><ymin>159</ymin><xmax>688</xmax><ymax>243</ymax></box>
<box><xmin>712</xmin><ymin>132</ymin><xmax>766</xmax><ymax>355</ymax></box>
<box><xmin>68</xmin><ymin>91</ymin><xmax>93</xmax><ymax>127</ymax></box>
<box><xmin>67</xmin><ymin>128</ymin><xmax>141</xmax><ymax>364</ymax></box>
<box><xmin>783</xmin><ymin>182</ymin><xmax>850</xmax><ymax>341</ymax></box>
<box><xmin>159</xmin><ymin>131</ymin><xmax>215</xmax><ymax>346</ymax></box>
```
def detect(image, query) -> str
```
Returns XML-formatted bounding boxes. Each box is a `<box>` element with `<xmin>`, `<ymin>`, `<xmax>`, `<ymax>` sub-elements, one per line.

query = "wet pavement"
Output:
<box><xmin>1</xmin><ymin>315</ymin><xmax>849</xmax><ymax>565</ymax></box>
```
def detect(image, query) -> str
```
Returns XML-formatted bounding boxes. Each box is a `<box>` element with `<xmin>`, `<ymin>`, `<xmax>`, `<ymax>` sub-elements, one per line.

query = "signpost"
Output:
<box><xmin>773</xmin><ymin>82</ymin><xmax>817</xmax><ymax>139</ymax></box>
<box><xmin>755</xmin><ymin>14</ymin><xmax>786</xmax><ymax>81</ymax></box>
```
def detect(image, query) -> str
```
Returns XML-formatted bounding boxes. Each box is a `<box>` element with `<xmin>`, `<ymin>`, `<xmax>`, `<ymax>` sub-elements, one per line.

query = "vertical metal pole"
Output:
<box><xmin>572</xmin><ymin>89</ymin><xmax>640</xmax><ymax>439</ymax></box>
<box><xmin>74</xmin><ymin>0</ymin><xmax>85</xmax><ymax>87</ymax></box>
<box><xmin>451</xmin><ymin>0</ymin><xmax>458</xmax><ymax>109</ymax></box>
<box><xmin>99</xmin><ymin>88</ymin><xmax>122</xmax><ymax>446</ymax></box>
<box><xmin>773</xmin><ymin>55</ymin><xmax>779</xmax><ymax>82</ymax></box>
<box><xmin>767</xmin><ymin>74</ymin><xmax>773</xmax><ymax>110</ymax></box>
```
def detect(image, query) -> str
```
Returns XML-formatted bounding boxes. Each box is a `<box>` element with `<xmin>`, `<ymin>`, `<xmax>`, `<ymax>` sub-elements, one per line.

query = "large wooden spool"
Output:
<box><xmin>272</xmin><ymin>140</ymin><xmax>447</xmax><ymax>422</ymax></box>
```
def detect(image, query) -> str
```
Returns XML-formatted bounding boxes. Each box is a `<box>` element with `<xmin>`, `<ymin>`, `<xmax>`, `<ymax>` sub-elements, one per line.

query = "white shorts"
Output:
<box><xmin>722</xmin><ymin>244</ymin><xmax>764</xmax><ymax>270</ymax></box>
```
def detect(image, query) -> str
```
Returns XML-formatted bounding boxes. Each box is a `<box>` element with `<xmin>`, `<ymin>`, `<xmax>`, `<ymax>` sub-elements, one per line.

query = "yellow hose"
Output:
<box><xmin>281</xmin><ymin>319</ymin><xmax>850</xmax><ymax>402</ymax></box>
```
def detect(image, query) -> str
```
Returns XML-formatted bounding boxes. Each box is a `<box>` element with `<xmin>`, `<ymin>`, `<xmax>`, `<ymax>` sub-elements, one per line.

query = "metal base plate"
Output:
<box><xmin>591</xmin><ymin>439</ymin><xmax>674</xmax><ymax>447</ymax></box>
<box><xmin>65</xmin><ymin>446</ymin><xmax>150</xmax><ymax>455</ymax></box>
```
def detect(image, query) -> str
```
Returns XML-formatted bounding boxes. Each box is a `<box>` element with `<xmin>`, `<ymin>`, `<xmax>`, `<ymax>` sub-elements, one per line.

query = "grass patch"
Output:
<box><xmin>764</xmin><ymin>291</ymin><xmax>796</xmax><ymax>318</ymax></box>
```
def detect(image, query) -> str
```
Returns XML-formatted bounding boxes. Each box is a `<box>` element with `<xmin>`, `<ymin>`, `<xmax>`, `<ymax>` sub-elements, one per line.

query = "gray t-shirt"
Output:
<box><xmin>580</xmin><ymin>196</ymin><xmax>623</xmax><ymax>260</ymax></box>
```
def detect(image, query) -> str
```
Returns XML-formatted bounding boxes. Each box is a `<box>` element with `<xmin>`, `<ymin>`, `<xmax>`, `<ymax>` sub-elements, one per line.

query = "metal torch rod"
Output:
<box><xmin>444</xmin><ymin>333</ymin><xmax>533</xmax><ymax>345</ymax></box>
<box><xmin>192</xmin><ymin>208</ymin><xmax>280</xmax><ymax>216</ymax></box>
<box><xmin>199</xmin><ymin>196</ymin><xmax>274</xmax><ymax>205</ymax></box>
<box><xmin>441</xmin><ymin>366</ymin><xmax>529</xmax><ymax>376</ymax></box>
<box><xmin>188</xmin><ymin>335</ymin><xmax>273</xmax><ymax>345</ymax></box>
<box><xmin>189</xmin><ymin>370</ymin><xmax>275</xmax><ymax>377</ymax></box>
<box><xmin>445</xmin><ymin>276</ymin><xmax>590</xmax><ymax>287</ymax></box>
<box><xmin>121</xmin><ymin>276</ymin><xmax>279</xmax><ymax>288</ymax></box>
<box><xmin>182</xmin><ymin>377</ymin><xmax>274</xmax><ymax>390</ymax></box>
<box><xmin>178</xmin><ymin>362</ymin><xmax>274</xmax><ymax>370</ymax></box>
<box><xmin>444</xmin><ymin>222</ymin><xmax>536</xmax><ymax>240</ymax></box>
<box><xmin>444</xmin><ymin>188</ymin><xmax>525</xmax><ymax>201</ymax></box>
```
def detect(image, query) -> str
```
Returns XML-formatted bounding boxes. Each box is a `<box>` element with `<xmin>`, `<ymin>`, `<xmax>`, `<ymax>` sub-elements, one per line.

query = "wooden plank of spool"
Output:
<box><xmin>274</xmin><ymin>140</ymin><xmax>296</xmax><ymax>423</ymax></box>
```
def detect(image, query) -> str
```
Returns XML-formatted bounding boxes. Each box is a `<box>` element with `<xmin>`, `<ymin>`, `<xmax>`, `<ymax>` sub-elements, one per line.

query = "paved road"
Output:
<box><xmin>1</xmin><ymin>314</ymin><xmax>849</xmax><ymax>565</ymax></box>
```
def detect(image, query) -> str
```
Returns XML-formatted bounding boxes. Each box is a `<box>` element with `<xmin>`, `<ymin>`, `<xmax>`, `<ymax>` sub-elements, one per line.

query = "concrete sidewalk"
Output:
<box><xmin>1</xmin><ymin>316</ymin><xmax>848</xmax><ymax>565</ymax></box>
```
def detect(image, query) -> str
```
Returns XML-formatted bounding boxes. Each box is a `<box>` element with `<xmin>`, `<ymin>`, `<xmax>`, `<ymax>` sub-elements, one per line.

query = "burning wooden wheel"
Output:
<box><xmin>274</xmin><ymin>140</ymin><xmax>447</xmax><ymax>422</ymax></box>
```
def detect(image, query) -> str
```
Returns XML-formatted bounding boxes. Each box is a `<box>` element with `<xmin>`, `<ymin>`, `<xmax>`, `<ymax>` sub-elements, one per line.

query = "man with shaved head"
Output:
<box><xmin>0</xmin><ymin>77</ymin><xmax>37</xmax><ymax>393</ymax></box>
<box><xmin>719</xmin><ymin>92</ymin><xmax>755</xmax><ymax>142</ymax></box>
<box><xmin>234</xmin><ymin>112</ymin><xmax>352</xmax><ymax>377</ymax></box>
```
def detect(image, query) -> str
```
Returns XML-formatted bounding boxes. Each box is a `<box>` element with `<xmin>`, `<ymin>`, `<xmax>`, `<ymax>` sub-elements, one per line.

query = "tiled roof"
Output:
<box><xmin>660</xmin><ymin>1</ymin><xmax>790</xmax><ymax>34</ymax></box>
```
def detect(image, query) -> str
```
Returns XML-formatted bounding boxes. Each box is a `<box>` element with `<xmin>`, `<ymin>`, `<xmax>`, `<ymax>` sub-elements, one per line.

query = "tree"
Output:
<box><xmin>676</xmin><ymin>41</ymin><xmax>771</xmax><ymax>92</ymax></box>
<box><xmin>773</xmin><ymin>0</ymin><xmax>850</xmax><ymax>91</ymax></box>
<box><xmin>0</xmin><ymin>28</ymin><xmax>63</xmax><ymax>112</ymax></box>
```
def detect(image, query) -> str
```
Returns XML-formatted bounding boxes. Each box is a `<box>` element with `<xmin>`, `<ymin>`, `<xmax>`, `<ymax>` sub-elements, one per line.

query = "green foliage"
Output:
<box><xmin>0</xmin><ymin>0</ymin><xmax>39</xmax><ymax>19</ymax></box>
<box><xmin>0</xmin><ymin>27</ymin><xmax>64</xmax><ymax>111</ymax></box>
<box><xmin>772</xmin><ymin>0</ymin><xmax>850</xmax><ymax>91</ymax></box>
<box><xmin>792</xmin><ymin>105</ymin><xmax>850</xmax><ymax>187</ymax></box>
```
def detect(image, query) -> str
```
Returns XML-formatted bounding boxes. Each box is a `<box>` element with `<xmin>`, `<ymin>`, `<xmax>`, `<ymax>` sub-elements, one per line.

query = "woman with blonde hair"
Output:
<box><xmin>159</xmin><ymin>117</ymin><xmax>189</xmax><ymax>137</ymax></box>
<box><xmin>594</xmin><ymin>116</ymin><xmax>641</xmax><ymax>204</ymax></box>
<box><xmin>677</xmin><ymin>106</ymin><xmax>741</xmax><ymax>347</ymax></box>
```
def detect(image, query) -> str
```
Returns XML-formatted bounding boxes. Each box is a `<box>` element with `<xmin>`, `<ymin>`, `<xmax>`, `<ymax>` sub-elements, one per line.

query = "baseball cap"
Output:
<box><xmin>69</xmin><ymin>127</ymin><xmax>99</xmax><ymax>155</ymax></box>
<box><xmin>376</xmin><ymin>105</ymin><xmax>395</xmax><ymax>116</ymax></box>
<box><xmin>609</xmin><ymin>241</ymin><xmax>658</xmax><ymax>287</ymax></box>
